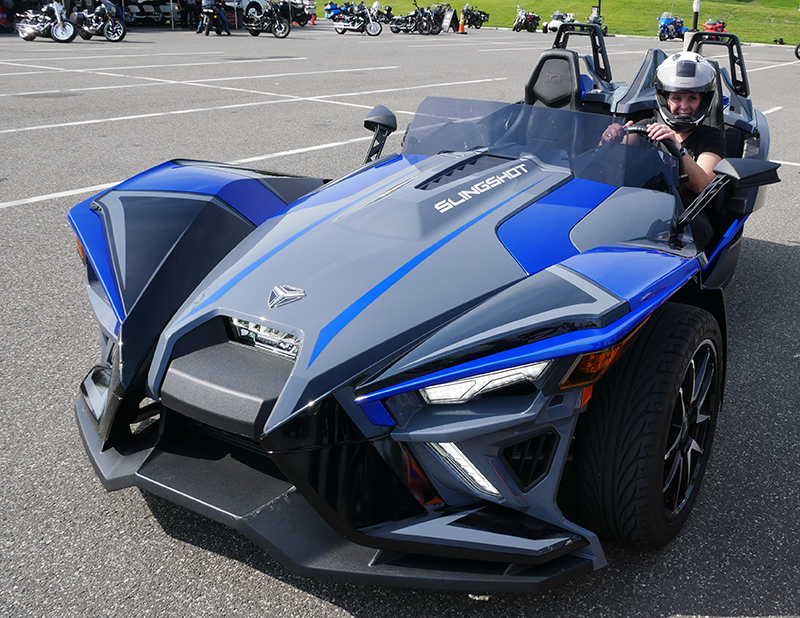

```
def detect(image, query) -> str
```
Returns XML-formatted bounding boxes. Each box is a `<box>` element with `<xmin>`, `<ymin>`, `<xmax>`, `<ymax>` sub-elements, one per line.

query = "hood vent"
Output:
<box><xmin>416</xmin><ymin>154</ymin><xmax>510</xmax><ymax>191</ymax></box>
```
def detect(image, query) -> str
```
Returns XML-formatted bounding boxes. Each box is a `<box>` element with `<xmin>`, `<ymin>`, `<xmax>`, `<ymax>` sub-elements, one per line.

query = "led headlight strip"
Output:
<box><xmin>428</xmin><ymin>442</ymin><xmax>502</xmax><ymax>499</ymax></box>
<box><xmin>419</xmin><ymin>360</ymin><xmax>550</xmax><ymax>405</ymax></box>
<box><xmin>229</xmin><ymin>317</ymin><xmax>301</xmax><ymax>361</ymax></box>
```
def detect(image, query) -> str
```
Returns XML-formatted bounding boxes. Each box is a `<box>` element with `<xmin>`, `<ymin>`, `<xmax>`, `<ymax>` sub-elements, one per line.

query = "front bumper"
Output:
<box><xmin>76</xmin><ymin>392</ymin><xmax>599</xmax><ymax>592</ymax></box>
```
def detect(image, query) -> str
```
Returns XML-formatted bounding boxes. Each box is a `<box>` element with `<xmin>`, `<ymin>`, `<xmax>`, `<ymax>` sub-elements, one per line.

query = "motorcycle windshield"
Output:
<box><xmin>401</xmin><ymin>97</ymin><xmax>681</xmax><ymax>191</ymax></box>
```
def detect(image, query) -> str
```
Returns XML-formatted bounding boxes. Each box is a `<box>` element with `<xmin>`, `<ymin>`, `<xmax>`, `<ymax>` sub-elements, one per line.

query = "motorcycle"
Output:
<box><xmin>461</xmin><ymin>3</ymin><xmax>487</xmax><ymax>28</ymax></box>
<box><xmin>587</xmin><ymin>7</ymin><xmax>606</xmax><ymax>35</ymax></box>
<box><xmin>16</xmin><ymin>0</ymin><xmax>77</xmax><ymax>41</ymax></box>
<box><xmin>370</xmin><ymin>0</ymin><xmax>392</xmax><ymax>23</ymax></box>
<box><xmin>323</xmin><ymin>0</ymin><xmax>353</xmax><ymax>20</ymax></box>
<box><xmin>200</xmin><ymin>0</ymin><xmax>225</xmax><ymax>34</ymax></box>
<box><xmin>334</xmin><ymin>0</ymin><xmax>380</xmax><ymax>34</ymax></box>
<box><xmin>276</xmin><ymin>0</ymin><xmax>310</xmax><ymax>26</ymax></box>
<box><xmin>512</xmin><ymin>5</ymin><xmax>538</xmax><ymax>32</ymax></box>
<box><xmin>71</xmin><ymin>0</ymin><xmax>126</xmax><ymax>41</ymax></box>
<box><xmin>541</xmin><ymin>9</ymin><xmax>573</xmax><ymax>33</ymax></box>
<box><xmin>657</xmin><ymin>11</ymin><xmax>687</xmax><ymax>41</ymax></box>
<box><xmin>244</xmin><ymin>0</ymin><xmax>290</xmax><ymax>36</ymax></box>
<box><xmin>389</xmin><ymin>0</ymin><xmax>430</xmax><ymax>34</ymax></box>
<box><xmin>703</xmin><ymin>18</ymin><xmax>726</xmax><ymax>33</ymax></box>
<box><xmin>427</xmin><ymin>3</ymin><xmax>456</xmax><ymax>34</ymax></box>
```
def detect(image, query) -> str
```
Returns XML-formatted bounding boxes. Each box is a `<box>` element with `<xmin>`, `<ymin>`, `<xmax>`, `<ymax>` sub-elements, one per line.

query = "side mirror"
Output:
<box><xmin>676</xmin><ymin>157</ymin><xmax>780</xmax><ymax>227</ymax></box>
<box><xmin>363</xmin><ymin>105</ymin><xmax>397</xmax><ymax>164</ymax></box>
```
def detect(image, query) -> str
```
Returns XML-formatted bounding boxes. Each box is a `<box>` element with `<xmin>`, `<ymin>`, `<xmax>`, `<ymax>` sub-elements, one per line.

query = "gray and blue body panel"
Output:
<box><xmin>69</xmin><ymin>86</ymin><xmax>769</xmax><ymax>591</ymax></box>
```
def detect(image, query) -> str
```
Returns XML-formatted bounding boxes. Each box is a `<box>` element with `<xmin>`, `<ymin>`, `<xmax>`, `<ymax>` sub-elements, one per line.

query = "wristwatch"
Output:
<box><xmin>678</xmin><ymin>144</ymin><xmax>689</xmax><ymax>157</ymax></box>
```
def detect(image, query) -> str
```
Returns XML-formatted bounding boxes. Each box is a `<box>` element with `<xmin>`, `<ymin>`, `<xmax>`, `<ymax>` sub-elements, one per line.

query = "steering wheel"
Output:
<box><xmin>625</xmin><ymin>124</ymin><xmax>686</xmax><ymax>181</ymax></box>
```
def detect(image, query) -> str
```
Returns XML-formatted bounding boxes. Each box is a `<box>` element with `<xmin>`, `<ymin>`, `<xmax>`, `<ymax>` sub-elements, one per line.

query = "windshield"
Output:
<box><xmin>401</xmin><ymin>97</ymin><xmax>680</xmax><ymax>192</ymax></box>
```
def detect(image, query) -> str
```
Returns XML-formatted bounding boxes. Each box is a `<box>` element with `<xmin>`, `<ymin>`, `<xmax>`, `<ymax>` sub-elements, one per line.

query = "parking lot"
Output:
<box><xmin>1</xmin><ymin>24</ymin><xmax>799</xmax><ymax>618</ymax></box>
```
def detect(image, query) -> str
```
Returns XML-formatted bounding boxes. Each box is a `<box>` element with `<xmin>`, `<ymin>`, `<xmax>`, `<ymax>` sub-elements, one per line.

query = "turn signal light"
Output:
<box><xmin>559</xmin><ymin>319</ymin><xmax>648</xmax><ymax>390</ymax></box>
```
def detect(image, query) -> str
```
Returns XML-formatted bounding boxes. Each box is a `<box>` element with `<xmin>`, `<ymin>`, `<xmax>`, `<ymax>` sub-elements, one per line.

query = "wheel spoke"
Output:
<box><xmin>663</xmin><ymin>450</ymin><xmax>684</xmax><ymax>506</ymax></box>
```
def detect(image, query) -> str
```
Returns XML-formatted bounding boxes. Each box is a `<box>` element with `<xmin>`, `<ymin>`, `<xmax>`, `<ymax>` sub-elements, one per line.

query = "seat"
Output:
<box><xmin>524</xmin><ymin>49</ymin><xmax>584</xmax><ymax>110</ymax></box>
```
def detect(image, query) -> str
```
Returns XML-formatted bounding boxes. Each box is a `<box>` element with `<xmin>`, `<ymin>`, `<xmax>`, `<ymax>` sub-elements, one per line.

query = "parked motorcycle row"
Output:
<box><xmin>324</xmin><ymin>0</ymin><xmax>482</xmax><ymax>36</ymax></box>
<box><xmin>16</xmin><ymin>0</ymin><xmax>125</xmax><ymax>41</ymax></box>
<box><xmin>511</xmin><ymin>7</ymin><xmax>604</xmax><ymax>35</ymax></box>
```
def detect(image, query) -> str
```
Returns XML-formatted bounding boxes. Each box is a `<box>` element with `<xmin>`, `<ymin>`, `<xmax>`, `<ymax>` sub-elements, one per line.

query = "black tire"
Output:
<box><xmin>204</xmin><ymin>15</ymin><xmax>211</xmax><ymax>34</ymax></box>
<box><xmin>417</xmin><ymin>18</ymin><xmax>430</xmax><ymax>35</ymax></box>
<box><xmin>334</xmin><ymin>25</ymin><xmax>345</xmax><ymax>33</ymax></box>
<box><xmin>271</xmin><ymin>15</ymin><xmax>289</xmax><ymax>37</ymax></box>
<box><xmin>602</xmin><ymin>25</ymin><xmax>607</xmax><ymax>35</ymax></box>
<box><xmin>795</xmin><ymin>42</ymin><xmax>800</xmax><ymax>60</ymax></box>
<box><xmin>572</xmin><ymin>302</ymin><xmax>723</xmax><ymax>548</ymax></box>
<box><xmin>51</xmin><ymin>19</ymin><xmax>78</xmax><ymax>42</ymax></box>
<box><xmin>389</xmin><ymin>24</ymin><xmax>399</xmax><ymax>33</ymax></box>
<box><xmin>296</xmin><ymin>15</ymin><xmax>307</xmax><ymax>26</ymax></box>
<box><xmin>79</xmin><ymin>30</ymin><xmax>93</xmax><ymax>39</ymax></box>
<box><xmin>248</xmin><ymin>28</ymin><xmax>260</xmax><ymax>35</ymax></box>
<box><xmin>104</xmin><ymin>18</ymin><xmax>126</xmax><ymax>41</ymax></box>
<box><xmin>474</xmin><ymin>20</ymin><xmax>481</xmax><ymax>28</ymax></box>
<box><xmin>429</xmin><ymin>22</ymin><xmax>440</xmax><ymax>35</ymax></box>
<box><xmin>366</xmin><ymin>21</ymin><xmax>381</xmax><ymax>36</ymax></box>
<box><xmin>123</xmin><ymin>7</ymin><xmax>135</xmax><ymax>23</ymax></box>
<box><xmin>513</xmin><ymin>23</ymin><xmax>520</xmax><ymax>32</ymax></box>
<box><xmin>19</xmin><ymin>31</ymin><xmax>36</xmax><ymax>40</ymax></box>
<box><xmin>245</xmin><ymin>1</ymin><xmax>262</xmax><ymax>15</ymax></box>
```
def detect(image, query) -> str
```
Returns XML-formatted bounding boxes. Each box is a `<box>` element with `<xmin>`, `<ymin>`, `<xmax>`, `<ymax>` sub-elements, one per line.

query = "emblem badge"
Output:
<box><xmin>268</xmin><ymin>284</ymin><xmax>306</xmax><ymax>309</ymax></box>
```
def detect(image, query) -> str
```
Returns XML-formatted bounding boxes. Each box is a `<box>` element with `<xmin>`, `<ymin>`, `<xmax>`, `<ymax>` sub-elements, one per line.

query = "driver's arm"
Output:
<box><xmin>646</xmin><ymin>123</ymin><xmax>722</xmax><ymax>194</ymax></box>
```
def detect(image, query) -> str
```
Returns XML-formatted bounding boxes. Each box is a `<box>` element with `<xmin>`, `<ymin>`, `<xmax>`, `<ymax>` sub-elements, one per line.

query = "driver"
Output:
<box><xmin>602</xmin><ymin>52</ymin><xmax>726</xmax><ymax>249</ymax></box>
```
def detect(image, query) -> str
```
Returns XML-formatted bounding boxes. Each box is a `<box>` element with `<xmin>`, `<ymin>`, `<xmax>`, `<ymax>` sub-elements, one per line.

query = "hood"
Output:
<box><xmin>149</xmin><ymin>151</ymin><xmax>607</xmax><ymax>432</ymax></box>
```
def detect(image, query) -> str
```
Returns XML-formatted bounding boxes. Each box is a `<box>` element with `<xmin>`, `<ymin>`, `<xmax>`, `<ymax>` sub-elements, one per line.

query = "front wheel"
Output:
<box><xmin>417</xmin><ymin>18</ymin><xmax>430</xmax><ymax>34</ymax></box>
<box><xmin>572</xmin><ymin>303</ymin><xmax>723</xmax><ymax>548</ymax></box>
<box><xmin>248</xmin><ymin>28</ymin><xmax>260</xmax><ymax>35</ymax></box>
<box><xmin>272</xmin><ymin>16</ymin><xmax>289</xmax><ymax>37</ymax></box>
<box><xmin>104</xmin><ymin>18</ymin><xmax>126</xmax><ymax>41</ymax></box>
<box><xmin>203</xmin><ymin>16</ymin><xmax>211</xmax><ymax>34</ymax></box>
<box><xmin>334</xmin><ymin>25</ymin><xmax>346</xmax><ymax>33</ymax></box>
<box><xmin>795</xmin><ymin>42</ymin><xmax>800</xmax><ymax>60</ymax></box>
<box><xmin>19</xmin><ymin>29</ymin><xmax>36</xmax><ymax>40</ymax></box>
<box><xmin>51</xmin><ymin>19</ymin><xmax>77</xmax><ymax>42</ymax></box>
<box><xmin>366</xmin><ymin>21</ymin><xmax>381</xmax><ymax>35</ymax></box>
<box><xmin>474</xmin><ymin>20</ymin><xmax>481</xmax><ymax>28</ymax></box>
<box><xmin>245</xmin><ymin>1</ymin><xmax>262</xmax><ymax>15</ymax></box>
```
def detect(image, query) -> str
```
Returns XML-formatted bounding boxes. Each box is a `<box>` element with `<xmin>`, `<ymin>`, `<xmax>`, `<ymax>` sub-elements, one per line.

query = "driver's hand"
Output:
<box><xmin>601</xmin><ymin>120</ymin><xmax>633</xmax><ymax>144</ymax></box>
<box><xmin>646</xmin><ymin>122</ymin><xmax>680</xmax><ymax>146</ymax></box>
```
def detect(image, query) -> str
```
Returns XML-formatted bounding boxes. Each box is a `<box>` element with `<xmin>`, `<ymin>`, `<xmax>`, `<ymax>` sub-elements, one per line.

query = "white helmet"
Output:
<box><xmin>655</xmin><ymin>52</ymin><xmax>717</xmax><ymax>132</ymax></box>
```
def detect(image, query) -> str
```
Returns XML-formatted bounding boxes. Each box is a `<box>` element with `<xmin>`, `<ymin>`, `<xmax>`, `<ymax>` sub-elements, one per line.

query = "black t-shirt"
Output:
<box><xmin>635</xmin><ymin>119</ymin><xmax>725</xmax><ymax>249</ymax></box>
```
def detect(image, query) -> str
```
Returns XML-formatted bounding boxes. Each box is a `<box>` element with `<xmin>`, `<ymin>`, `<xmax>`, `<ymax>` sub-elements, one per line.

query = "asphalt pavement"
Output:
<box><xmin>0</xmin><ymin>23</ymin><xmax>798</xmax><ymax>618</ymax></box>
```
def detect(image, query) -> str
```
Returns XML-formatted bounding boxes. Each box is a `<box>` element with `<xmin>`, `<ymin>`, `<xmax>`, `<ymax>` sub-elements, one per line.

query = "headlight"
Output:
<box><xmin>419</xmin><ymin>360</ymin><xmax>550</xmax><ymax>405</ymax></box>
<box><xmin>229</xmin><ymin>317</ymin><xmax>301</xmax><ymax>361</ymax></box>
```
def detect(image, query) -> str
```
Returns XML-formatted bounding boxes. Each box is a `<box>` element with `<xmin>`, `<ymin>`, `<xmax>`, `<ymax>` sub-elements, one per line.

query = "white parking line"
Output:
<box><xmin>0</xmin><ymin>77</ymin><xmax>504</xmax><ymax>134</ymax></box>
<box><xmin>762</xmin><ymin>107</ymin><xmax>783</xmax><ymax>114</ymax></box>
<box><xmin>0</xmin><ymin>65</ymin><xmax>398</xmax><ymax>98</ymax></box>
<box><xmin>772</xmin><ymin>160</ymin><xmax>800</xmax><ymax>167</ymax></box>
<box><xmin>0</xmin><ymin>51</ymin><xmax>224</xmax><ymax>64</ymax></box>
<box><xmin>0</xmin><ymin>136</ymin><xmax>374</xmax><ymax>210</ymax></box>
<box><xmin>0</xmin><ymin>56</ymin><xmax>306</xmax><ymax>78</ymax></box>
<box><xmin>748</xmin><ymin>59</ymin><xmax>800</xmax><ymax>72</ymax></box>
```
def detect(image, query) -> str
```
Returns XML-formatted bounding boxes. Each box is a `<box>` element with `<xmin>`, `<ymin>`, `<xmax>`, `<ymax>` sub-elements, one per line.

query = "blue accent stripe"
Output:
<box><xmin>356</xmin><ymin>257</ymin><xmax>699</xmax><ymax>404</ymax></box>
<box><xmin>185</xmin><ymin>167</ymin><xmax>421</xmax><ymax>320</ymax></box>
<box><xmin>360</xmin><ymin>400</ymin><xmax>396</xmax><ymax>427</ymax></box>
<box><xmin>307</xmin><ymin>178</ymin><xmax>547</xmax><ymax>367</ymax></box>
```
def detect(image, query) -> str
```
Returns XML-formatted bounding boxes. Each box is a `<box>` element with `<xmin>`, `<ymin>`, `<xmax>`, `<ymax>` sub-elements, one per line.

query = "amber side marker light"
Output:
<box><xmin>559</xmin><ymin>319</ymin><xmax>649</xmax><ymax>391</ymax></box>
<box><xmin>75</xmin><ymin>237</ymin><xmax>86</xmax><ymax>263</ymax></box>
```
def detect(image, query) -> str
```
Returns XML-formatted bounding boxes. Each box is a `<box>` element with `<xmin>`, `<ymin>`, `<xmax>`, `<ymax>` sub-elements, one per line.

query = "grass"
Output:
<box><xmin>385</xmin><ymin>0</ymin><xmax>800</xmax><ymax>44</ymax></box>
